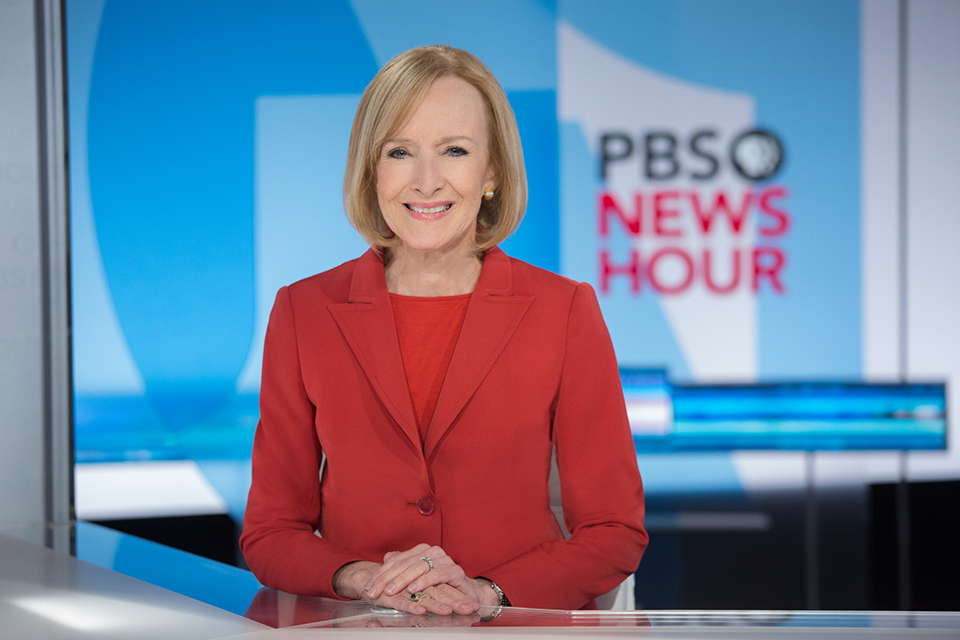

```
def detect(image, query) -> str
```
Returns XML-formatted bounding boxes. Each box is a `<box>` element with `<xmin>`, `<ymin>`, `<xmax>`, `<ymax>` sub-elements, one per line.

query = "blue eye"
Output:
<box><xmin>387</xmin><ymin>148</ymin><xmax>408</xmax><ymax>159</ymax></box>
<box><xmin>446</xmin><ymin>146</ymin><xmax>467</xmax><ymax>157</ymax></box>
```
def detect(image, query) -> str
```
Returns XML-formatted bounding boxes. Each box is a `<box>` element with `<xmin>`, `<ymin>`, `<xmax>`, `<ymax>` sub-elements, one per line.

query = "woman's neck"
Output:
<box><xmin>384</xmin><ymin>246</ymin><xmax>482</xmax><ymax>297</ymax></box>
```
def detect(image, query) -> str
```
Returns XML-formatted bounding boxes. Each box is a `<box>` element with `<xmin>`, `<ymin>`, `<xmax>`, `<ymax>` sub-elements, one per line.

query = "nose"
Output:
<box><xmin>411</xmin><ymin>155</ymin><xmax>444</xmax><ymax>196</ymax></box>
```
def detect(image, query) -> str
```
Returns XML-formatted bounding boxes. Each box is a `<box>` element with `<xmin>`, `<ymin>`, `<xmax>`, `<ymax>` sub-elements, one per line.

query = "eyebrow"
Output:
<box><xmin>383</xmin><ymin>135</ymin><xmax>473</xmax><ymax>147</ymax></box>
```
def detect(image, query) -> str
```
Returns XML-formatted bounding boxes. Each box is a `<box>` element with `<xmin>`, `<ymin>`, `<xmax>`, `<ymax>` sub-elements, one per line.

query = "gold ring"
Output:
<box><xmin>410</xmin><ymin>591</ymin><xmax>425</xmax><ymax>602</ymax></box>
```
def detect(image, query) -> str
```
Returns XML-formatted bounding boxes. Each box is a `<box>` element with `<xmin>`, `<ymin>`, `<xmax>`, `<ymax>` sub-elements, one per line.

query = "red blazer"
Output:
<box><xmin>240</xmin><ymin>248</ymin><xmax>647</xmax><ymax>610</ymax></box>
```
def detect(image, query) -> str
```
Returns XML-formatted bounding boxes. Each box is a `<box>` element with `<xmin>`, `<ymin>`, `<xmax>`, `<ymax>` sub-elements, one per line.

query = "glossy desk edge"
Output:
<box><xmin>0</xmin><ymin>530</ymin><xmax>268</xmax><ymax>639</ymax></box>
<box><xmin>5</xmin><ymin>529</ymin><xmax>960</xmax><ymax>638</ymax></box>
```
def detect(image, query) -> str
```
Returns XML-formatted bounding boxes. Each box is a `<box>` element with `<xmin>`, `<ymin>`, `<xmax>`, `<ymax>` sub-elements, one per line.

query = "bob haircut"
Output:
<box><xmin>343</xmin><ymin>45</ymin><xmax>527</xmax><ymax>252</ymax></box>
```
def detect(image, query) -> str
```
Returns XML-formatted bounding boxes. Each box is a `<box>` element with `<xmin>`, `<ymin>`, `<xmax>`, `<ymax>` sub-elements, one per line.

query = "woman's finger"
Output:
<box><xmin>361</xmin><ymin>588</ymin><xmax>427</xmax><ymax>616</ymax></box>
<box><xmin>369</xmin><ymin>543</ymin><xmax>433</xmax><ymax>586</ymax></box>
<box><xmin>364</xmin><ymin>558</ymin><xmax>418</xmax><ymax>597</ymax></box>
<box><xmin>380</xmin><ymin>556</ymin><xmax>451</xmax><ymax>596</ymax></box>
<box><xmin>366</xmin><ymin>558</ymin><xmax>427</xmax><ymax>597</ymax></box>
<box><xmin>405</xmin><ymin>562</ymin><xmax>466</xmax><ymax>593</ymax></box>
<box><xmin>372</xmin><ymin>588</ymin><xmax>454</xmax><ymax>616</ymax></box>
<box><xmin>422</xmin><ymin>583</ymin><xmax>481</xmax><ymax>615</ymax></box>
<box><xmin>400</xmin><ymin>585</ymin><xmax>473</xmax><ymax>616</ymax></box>
<box><xmin>366</xmin><ymin>545</ymin><xmax>450</xmax><ymax>597</ymax></box>
<box><xmin>381</xmin><ymin>543</ymin><xmax>431</xmax><ymax>566</ymax></box>
<box><xmin>381</xmin><ymin>550</ymin><xmax>404</xmax><ymax>564</ymax></box>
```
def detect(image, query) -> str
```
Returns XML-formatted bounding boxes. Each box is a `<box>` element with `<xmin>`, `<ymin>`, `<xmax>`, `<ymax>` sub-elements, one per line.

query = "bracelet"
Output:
<box><xmin>486</xmin><ymin>579</ymin><xmax>511</xmax><ymax>607</ymax></box>
<box><xmin>478</xmin><ymin>578</ymin><xmax>510</xmax><ymax>621</ymax></box>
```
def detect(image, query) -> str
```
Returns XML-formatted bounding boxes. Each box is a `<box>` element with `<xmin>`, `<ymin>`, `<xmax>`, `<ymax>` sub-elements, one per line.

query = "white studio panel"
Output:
<box><xmin>861</xmin><ymin>0</ymin><xmax>902</xmax><ymax>382</ymax></box>
<box><xmin>905</xmin><ymin>0</ymin><xmax>960</xmax><ymax>481</ymax></box>
<box><xmin>0</xmin><ymin>0</ymin><xmax>71</xmax><ymax>552</ymax></box>
<box><xmin>75</xmin><ymin>461</ymin><xmax>228</xmax><ymax>521</ymax></box>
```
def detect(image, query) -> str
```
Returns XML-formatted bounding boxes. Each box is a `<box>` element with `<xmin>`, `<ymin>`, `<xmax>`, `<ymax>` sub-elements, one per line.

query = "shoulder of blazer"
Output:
<box><xmin>285</xmin><ymin>249</ymin><xmax>383</xmax><ymax>306</ymax></box>
<box><xmin>498</xmin><ymin>251</ymin><xmax>584</xmax><ymax>303</ymax></box>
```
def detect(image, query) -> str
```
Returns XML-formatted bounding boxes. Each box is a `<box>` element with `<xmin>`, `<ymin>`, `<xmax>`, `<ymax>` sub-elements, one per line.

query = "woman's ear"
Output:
<box><xmin>487</xmin><ymin>168</ymin><xmax>498</xmax><ymax>191</ymax></box>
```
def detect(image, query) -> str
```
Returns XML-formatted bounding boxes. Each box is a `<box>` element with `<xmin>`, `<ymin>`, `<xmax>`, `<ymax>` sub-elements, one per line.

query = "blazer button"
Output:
<box><xmin>416</xmin><ymin>498</ymin><xmax>435</xmax><ymax>516</ymax></box>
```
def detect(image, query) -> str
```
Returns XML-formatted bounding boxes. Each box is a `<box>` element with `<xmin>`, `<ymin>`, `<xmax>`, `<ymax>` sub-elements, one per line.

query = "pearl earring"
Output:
<box><xmin>483</xmin><ymin>186</ymin><xmax>495</xmax><ymax>201</ymax></box>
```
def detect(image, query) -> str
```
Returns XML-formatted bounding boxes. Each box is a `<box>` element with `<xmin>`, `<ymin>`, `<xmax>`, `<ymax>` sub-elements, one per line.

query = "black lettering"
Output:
<box><xmin>599</xmin><ymin>133</ymin><xmax>634</xmax><ymax>180</ymax></box>
<box><xmin>688</xmin><ymin>129</ymin><xmax>719</xmax><ymax>180</ymax></box>
<box><xmin>644</xmin><ymin>132</ymin><xmax>679</xmax><ymax>180</ymax></box>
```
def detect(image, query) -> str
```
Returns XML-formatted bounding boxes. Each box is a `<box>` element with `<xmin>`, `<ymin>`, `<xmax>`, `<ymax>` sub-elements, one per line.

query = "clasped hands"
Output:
<box><xmin>333</xmin><ymin>543</ymin><xmax>500</xmax><ymax>615</ymax></box>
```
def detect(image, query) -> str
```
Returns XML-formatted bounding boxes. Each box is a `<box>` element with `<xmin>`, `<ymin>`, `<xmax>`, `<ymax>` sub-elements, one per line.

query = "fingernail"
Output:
<box><xmin>415</xmin><ymin>606</ymin><xmax>425</xmax><ymax>614</ymax></box>
<box><xmin>366</xmin><ymin>589</ymin><xmax>376</xmax><ymax>598</ymax></box>
<box><xmin>440</xmin><ymin>605</ymin><xmax>450</xmax><ymax>613</ymax></box>
<box><xmin>408</xmin><ymin>583</ymin><xmax>418</xmax><ymax>592</ymax></box>
<box><xmin>385</xmin><ymin>583</ymin><xmax>396</xmax><ymax>594</ymax></box>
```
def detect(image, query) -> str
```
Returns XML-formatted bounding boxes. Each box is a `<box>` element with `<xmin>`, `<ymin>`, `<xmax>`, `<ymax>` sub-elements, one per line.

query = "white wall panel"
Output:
<box><xmin>906</xmin><ymin>0</ymin><xmax>960</xmax><ymax>480</ymax></box>
<box><xmin>861</xmin><ymin>0</ymin><xmax>902</xmax><ymax>381</ymax></box>
<box><xmin>0</xmin><ymin>0</ymin><xmax>71</xmax><ymax>550</ymax></box>
<box><xmin>0</xmin><ymin>0</ymin><xmax>46</xmax><ymax>545</ymax></box>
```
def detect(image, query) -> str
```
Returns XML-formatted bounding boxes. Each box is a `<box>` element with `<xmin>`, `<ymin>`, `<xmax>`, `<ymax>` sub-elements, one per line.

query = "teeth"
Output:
<box><xmin>408</xmin><ymin>204</ymin><xmax>451</xmax><ymax>214</ymax></box>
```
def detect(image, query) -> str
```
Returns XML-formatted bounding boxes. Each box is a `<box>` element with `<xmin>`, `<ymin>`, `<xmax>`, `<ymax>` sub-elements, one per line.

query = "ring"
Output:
<box><xmin>410</xmin><ymin>591</ymin><xmax>425</xmax><ymax>602</ymax></box>
<box><xmin>419</xmin><ymin>556</ymin><xmax>434</xmax><ymax>572</ymax></box>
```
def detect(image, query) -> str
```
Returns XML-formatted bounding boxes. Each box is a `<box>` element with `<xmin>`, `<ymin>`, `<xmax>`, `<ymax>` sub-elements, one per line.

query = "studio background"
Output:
<box><xmin>56</xmin><ymin>0</ymin><xmax>960</xmax><ymax>611</ymax></box>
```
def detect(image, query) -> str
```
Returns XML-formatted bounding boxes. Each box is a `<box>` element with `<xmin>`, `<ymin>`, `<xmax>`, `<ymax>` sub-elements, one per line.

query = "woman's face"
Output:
<box><xmin>376</xmin><ymin>75</ymin><xmax>497</xmax><ymax>259</ymax></box>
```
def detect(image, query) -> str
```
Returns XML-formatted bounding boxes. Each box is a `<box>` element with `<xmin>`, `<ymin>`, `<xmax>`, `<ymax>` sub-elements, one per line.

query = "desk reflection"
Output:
<box><xmin>244</xmin><ymin>588</ymin><xmax>652</xmax><ymax>629</ymax></box>
<box><xmin>244</xmin><ymin>587</ymin><xmax>960</xmax><ymax>636</ymax></box>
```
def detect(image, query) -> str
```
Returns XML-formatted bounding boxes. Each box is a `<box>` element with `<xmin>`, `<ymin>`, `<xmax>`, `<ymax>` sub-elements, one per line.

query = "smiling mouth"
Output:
<box><xmin>405</xmin><ymin>203</ymin><xmax>452</xmax><ymax>215</ymax></box>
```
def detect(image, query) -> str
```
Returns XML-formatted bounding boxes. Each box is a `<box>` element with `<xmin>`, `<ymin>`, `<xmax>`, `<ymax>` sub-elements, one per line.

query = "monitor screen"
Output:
<box><xmin>622</xmin><ymin>369</ymin><xmax>947</xmax><ymax>452</ymax></box>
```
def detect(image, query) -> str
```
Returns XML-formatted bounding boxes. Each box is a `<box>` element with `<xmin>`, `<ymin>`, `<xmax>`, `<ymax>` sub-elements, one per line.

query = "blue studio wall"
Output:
<box><xmin>67</xmin><ymin>0</ymin><xmax>862</xmax><ymax>521</ymax></box>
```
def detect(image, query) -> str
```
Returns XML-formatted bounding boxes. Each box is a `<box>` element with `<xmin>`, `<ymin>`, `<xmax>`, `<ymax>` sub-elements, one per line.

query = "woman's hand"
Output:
<box><xmin>365</xmin><ymin>543</ymin><xmax>500</xmax><ymax>611</ymax></box>
<box><xmin>333</xmin><ymin>548</ymin><xmax>485</xmax><ymax>615</ymax></box>
<box><xmin>334</xmin><ymin>561</ymin><xmax>429</xmax><ymax>614</ymax></box>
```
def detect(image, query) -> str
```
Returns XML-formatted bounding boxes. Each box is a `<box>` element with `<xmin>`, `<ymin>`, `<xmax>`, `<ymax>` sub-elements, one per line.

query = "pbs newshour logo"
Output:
<box><xmin>595</xmin><ymin>126</ymin><xmax>790</xmax><ymax>297</ymax></box>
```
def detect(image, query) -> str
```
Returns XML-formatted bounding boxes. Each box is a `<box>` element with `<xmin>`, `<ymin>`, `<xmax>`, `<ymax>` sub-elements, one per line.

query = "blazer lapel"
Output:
<box><xmin>329</xmin><ymin>250</ymin><xmax>421</xmax><ymax>451</ymax></box>
<box><xmin>424</xmin><ymin>248</ymin><xmax>534</xmax><ymax>459</ymax></box>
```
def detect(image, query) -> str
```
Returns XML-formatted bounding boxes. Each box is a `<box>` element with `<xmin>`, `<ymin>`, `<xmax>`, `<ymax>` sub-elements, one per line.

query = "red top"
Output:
<box><xmin>390</xmin><ymin>293</ymin><xmax>471</xmax><ymax>443</ymax></box>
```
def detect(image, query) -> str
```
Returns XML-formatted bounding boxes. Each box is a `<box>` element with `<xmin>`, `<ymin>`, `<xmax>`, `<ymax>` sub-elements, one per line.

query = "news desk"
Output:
<box><xmin>2</xmin><ymin>532</ymin><xmax>958</xmax><ymax>639</ymax></box>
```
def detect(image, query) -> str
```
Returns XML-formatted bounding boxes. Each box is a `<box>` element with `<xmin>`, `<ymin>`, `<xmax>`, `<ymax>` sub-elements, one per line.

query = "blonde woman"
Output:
<box><xmin>241</xmin><ymin>45</ymin><xmax>646</xmax><ymax>615</ymax></box>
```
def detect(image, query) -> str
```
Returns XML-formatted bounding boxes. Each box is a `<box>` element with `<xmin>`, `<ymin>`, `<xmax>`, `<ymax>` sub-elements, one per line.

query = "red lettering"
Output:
<box><xmin>689</xmin><ymin>190</ymin><xmax>750</xmax><ymax>234</ymax></box>
<box><xmin>752</xmin><ymin>247</ymin><xmax>786</xmax><ymax>293</ymax></box>
<box><xmin>653</xmin><ymin>191</ymin><xmax>682</xmax><ymax>237</ymax></box>
<box><xmin>703</xmin><ymin>249</ymin><xmax>742</xmax><ymax>294</ymax></box>
<box><xmin>757</xmin><ymin>186</ymin><xmax>791</xmax><ymax>237</ymax></box>
<box><xmin>600</xmin><ymin>250</ymin><xmax>641</xmax><ymax>293</ymax></box>
<box><xmin>596</xmin><ymin>247</ymin><xmax>787</xmax><ymax>296</ymax></box>
<box><xmin>598</xmin><ymin>191</ymin><xmax>641</xmax><ymax>237</ymax></box>
<box><xmin>598</xmin><ymin>187</ymin><xmax>791</xmax><ymax>239</ymax></box>
<box><xmin>648</xmin><ymin>248</ymin><xmax>694</xmax><ymax>294</ymax></box>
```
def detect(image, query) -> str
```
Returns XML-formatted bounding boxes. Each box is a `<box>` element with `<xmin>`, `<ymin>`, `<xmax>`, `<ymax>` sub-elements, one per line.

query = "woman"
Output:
<box><xmin>240</xmin><ymin>45</ymin><xmax>647</xmax><ymax>615</ymax></box>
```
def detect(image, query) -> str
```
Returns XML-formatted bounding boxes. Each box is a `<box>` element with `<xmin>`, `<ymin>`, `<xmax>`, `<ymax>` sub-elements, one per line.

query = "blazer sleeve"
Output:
<box><xmin>240</xmin><ymin>286</ymin><xmax>364</xmax><ymax>597</ymax></box>
<box><xmin>479</xmin><ymin>282</ymin><xmax>648</xmax><ymax>609</ymax></box>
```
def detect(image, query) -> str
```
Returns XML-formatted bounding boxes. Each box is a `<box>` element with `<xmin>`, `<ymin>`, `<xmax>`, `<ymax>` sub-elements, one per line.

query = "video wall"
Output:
<box><xmin>68</xmin><ymin>0</ymin><xmax>915</xmax><ymax>521</ymax></box>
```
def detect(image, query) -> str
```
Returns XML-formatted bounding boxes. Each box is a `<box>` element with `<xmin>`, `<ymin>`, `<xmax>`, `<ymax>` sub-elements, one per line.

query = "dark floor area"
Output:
<box><xmin>635</xmin><ymin>480</ymin><xmax>960</xmax><ymax>611</ymax></box>
<box><xmin>91</xmin><ymin>513</ymin><xmax>245</xmax><ymax>568</ymax></box>
<box><xmin>870</xmin><ymin>479</ymin><xmax>960</xmax><ymax>611</ymax></box>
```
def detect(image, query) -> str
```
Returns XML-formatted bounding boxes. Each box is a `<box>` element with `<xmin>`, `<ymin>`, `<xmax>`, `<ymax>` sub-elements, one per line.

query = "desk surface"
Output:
<box><xmin>240</xmin><ymin>590</ymin><xmax>960</xmax><ymax>638</ymax></box>
<box><xmin>4</xmin><ymin>531</ymin><xmax>960</xmax><ymax>639</ymax></box>
<box><xmin>0</xmin><ymin>532</ymin><xmax>267</xmax><ymax>639</ymax></box>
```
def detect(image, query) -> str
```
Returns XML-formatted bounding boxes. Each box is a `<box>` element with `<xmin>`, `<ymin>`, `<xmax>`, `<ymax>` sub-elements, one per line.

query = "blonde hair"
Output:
<box><xmin>343</xmin><ymin>45</ymin><xmax>527</xmax><ymax>251</ymax></box>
